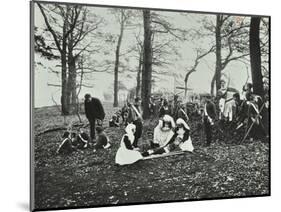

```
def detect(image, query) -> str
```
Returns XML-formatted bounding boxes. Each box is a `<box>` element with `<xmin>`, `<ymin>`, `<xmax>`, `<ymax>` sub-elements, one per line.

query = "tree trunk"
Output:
<box><xmin>142</xmin><ymin>10</ymin><xmax>153</xmax><ymax>119</ymax></box>
<box><xmin>184</xmin><ymin>71</ymin><xmax>194</xmax><ymax>97</ymax></box>
<box><xmin>113</xmin><ymin>13</ymin><xmax>125</xmax><ymax>107</ymax></box>
<box><xmin>250</xmin><ymin>17</ymin><xmax>263</xmax><ymax>96</ymax></box>
<box><xmin>113</xmin><ymin>45</ymin><xmax>120</xmax><ymax>107</ymax></box>
<box><xmin>215</xmin><ymin>15</ymin><xmax>223</xmax><ymax>94</ymax></box>
<box><xmin>61</xmin><ymin>10</ymin><xmax>69</xmax><ymax>115</ymax></box>
<box><xmin>210</xmin><ymin>74</ymin><xmax>216</xmax><ymax>96</ymax></box>
<box><xmin>67</xmin><ymin>55</ymin><xmax>77</xmax><ymax>112</ymax></box>
<box><xmin>61</xmin><ymin>51</ymin><xmax>69</xmax><ymax>115</ymax></box>
<box><xmin>136</xmin><ymin>52</ymin><xmax>142</xmax><ymax>97</ymax></box>
<box><xmin>67</xmin><ymin>30</ymin><xmax>77</xmax><ymax>114</ymax></box>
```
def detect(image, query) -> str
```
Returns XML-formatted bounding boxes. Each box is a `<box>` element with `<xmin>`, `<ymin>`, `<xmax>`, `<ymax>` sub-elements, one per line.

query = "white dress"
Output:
<box><xmin>179</xmin><ymin>137</ymin><xmax>194</xmax><ymax>152</ymax></box>
<box><xmin>175</xmin><ymin>120</ymin><xmax>194</xmax><ymax>152</ymax></box>
<box><xmin>223</xmin><ymin>99</ymin><xmax>236</xmax><ymax>121</ymax></box>
<box><xmin>115</xmin><ymin>134</ymin><xmax>143</xmax><ymax>165</ymax></box>
<box><xmin>153</xmin><ymin>121</ymin><xmax>175</xmax><ymax>147</ymax></box>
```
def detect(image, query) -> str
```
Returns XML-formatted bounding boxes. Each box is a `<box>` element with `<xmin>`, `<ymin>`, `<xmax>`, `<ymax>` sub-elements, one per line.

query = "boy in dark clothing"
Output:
<box><xmin>93</xmin><ymin>126</ymin><xmax>111</xmax><ymax>151</ymax></box>
<box><xmin>57</xmin><ymin>131</ymin><xmax>77</xmax><ymax>154</ymax></box>
<box><xmin>133</xmin><ymin>98</ymin><xmax>143</xmax><ymax>148</ymax></box>
<box><xmin>73</xmin><ymin>128</ymin><xmax>90</xmax><ymax>149</ymax></box>
<box><xmin>121</xmin><ymin>104</ymin><xmax>129</xmax><ymax>126</ymax></box>
<box><xmin>247</xmin><ymin>95</ymin><xmax>267</xmax><ymax>140</ymax></box>
<box><xmin>203</xmin><ymin>96</ymin><xmax>216</xmax><ymax>146</ymax></box>
<box><xmin>159</xmin><ymin>99</ymin><xmax>171</xmax><ymax>118</ymax></box>
<box><xmin>109</xmin><ymin>114</ymin><xmax>120</xmax><ymax>127</ymax></box>
<box><xmin>127</xmin><ymin>98</ymin><xmax>143</xmax><ymax>148</ymax></box>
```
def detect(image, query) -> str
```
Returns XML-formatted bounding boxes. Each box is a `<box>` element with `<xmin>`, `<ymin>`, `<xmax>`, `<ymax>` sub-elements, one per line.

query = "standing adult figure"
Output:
<box><xmin>84</xmin><ymin>93</ymin><xmax>105</xmax><ymax>141</ymax></box>
<box><xmin>127</xmin><ymin>97</ymin><xmax>143</xmax><ymax>148</ymax></box>
<box><xmin>247</xmin><ymin>95</ymin><xmax>267</xmax><ymax>140</ymax></box>
<box><xmin>174</xmin><ymin>100</ymin><xmax>189</xmax><ymax>123</ymax></box>
<box><xmin>203</xmin><ymin>95</ymin><xmax>216</xmax><ymax>146</ymax></box>
<box><xmin>159</xmin><ymin>98</ymin><xmax>171</xmax><ymax>118</ymax></box>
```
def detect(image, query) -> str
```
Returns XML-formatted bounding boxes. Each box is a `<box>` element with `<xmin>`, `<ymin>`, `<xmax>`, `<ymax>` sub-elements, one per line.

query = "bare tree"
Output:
<box><xmin>140</xmin><ymin>10</ymin><xmax>186</xmax><ymax>118</ymax></box>
<box><xmin>184</xmin><ymin>47</ymin><xmax>215</xmax><ymax>96</ymax></box>
<box><xmin>260</xmin><ymin>18</ymin><xmax>269</xmax><ymax>79</ymax></box>
<box><xmin>135</xmin><ymin>38</ymin><xmax>143</xmax><ymax>98</ymax></box>
<box><xmin>210</xmin><ymin>15</ymin><xmax>250</xmax><ymax>95</ymax></box>
<box><xmin>37</xmin><ymin>3</ymin><xmax>78</xmax><ymax>114</ymax></box>
<box><xmin>250</xmin><ymin>17</ymin><xmax>263</xmax><ymax>96</ymax></box>
<box><xmin>66</xmin><ymin>7</ymin><xmax>103</xmax><ymax>112</ymax></box>
<box><xmin>142</xmin><ymin>9</ymin><xmax>153</xmax><ymax>119</ymax></box>
<box><xmin>37</xmin><ymin>3</ymin><xmax>103</xmax><ymax>115</ymax></box>
<box><xmin>112</xmin><ymin>9</ymin><xmax>131</xmax><ymax>107</ymax></box>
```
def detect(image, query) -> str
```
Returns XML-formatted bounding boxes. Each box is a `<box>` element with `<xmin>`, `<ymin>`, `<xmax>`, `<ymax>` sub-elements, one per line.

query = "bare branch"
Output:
<box><xmin>37</xmin><ymin>3</ymin><xmax>62</xmax><ymax>53</ymax></box>
<box><xmin>47</xmin><ymin>83</ymin><xmax>61</xmax><ymax>87</ymax></box>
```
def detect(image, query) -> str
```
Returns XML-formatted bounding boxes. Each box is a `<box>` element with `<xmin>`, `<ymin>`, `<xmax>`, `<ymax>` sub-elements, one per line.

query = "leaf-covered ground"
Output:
<box><xmin>33</xmin><ymin>103</ymin><xmax>270</xmax><ymax>210</ymax></box>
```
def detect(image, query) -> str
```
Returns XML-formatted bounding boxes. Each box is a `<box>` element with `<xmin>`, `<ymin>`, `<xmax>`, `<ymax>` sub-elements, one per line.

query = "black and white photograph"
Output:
<box><xmin>30</xmin><ymin>0</ymin><xmax>270</xmax><ymax>211</ymax></box>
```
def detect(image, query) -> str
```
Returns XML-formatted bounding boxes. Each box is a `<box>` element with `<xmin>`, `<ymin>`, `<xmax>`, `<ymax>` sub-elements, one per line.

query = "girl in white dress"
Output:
<box><xmin>115</xmin><ymin>124</ymin><xmax>143</xmax><ymax>165</ymax></box>
<box><xmin>174</xmin><ymin>118</ymin><xmax>194</xmax><ymax>152</ymax></box>
<box><xmin>142</xmin><ymin>118</ymin><xmax>193</xmax><ymax>157</ymax></box>
<box><xmin>151</xmin><ymin>114</ymin><xmax>175</xmax><ymax>148</ymax></box>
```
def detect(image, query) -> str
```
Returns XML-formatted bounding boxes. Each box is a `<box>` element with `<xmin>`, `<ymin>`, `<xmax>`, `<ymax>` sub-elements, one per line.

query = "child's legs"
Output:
<box><xmin>153</xmin><ymin>147</ymin><xmax>166</xmax><ymax>155</ymax></box>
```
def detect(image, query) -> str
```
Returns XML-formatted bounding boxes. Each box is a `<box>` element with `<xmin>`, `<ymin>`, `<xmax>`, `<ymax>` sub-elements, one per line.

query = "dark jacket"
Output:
<box><xmin>84</xmin><ymin>97</ymin><xmax>105</xmax><ymax>120</ymax></box>
<box><xmin>95</xmin><ymin>133</ymin><xmax>108</xmax><ymax>149</ymax></box>
<box><xmin>159</xmin><ymin>106</ymin><xmax>171</xmax><ymax>118</ymax></box>
<box><xmin>73</xmin><ymin>132</ymin><xmax>90</xmax><ymax>149</ymax></box>
<box><xmin>205</xmin><ymin>100</ymin><xmax>216</xmax><ymax>120</ymax></box>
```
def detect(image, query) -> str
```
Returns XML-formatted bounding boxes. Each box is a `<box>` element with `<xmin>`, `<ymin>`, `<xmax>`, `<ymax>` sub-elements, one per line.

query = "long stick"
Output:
<box><xmin>239</xmin><ymin>121</ymin><xmax>255</xmax><ymax>144</ymax></box>
<box><xmin>239</xmin><ymin>103</ymin><xmax>265</xmax><ymax>144</ymax></box>
<box><xmin>142</xmin><ymin>151</ymin><xmax>189</xmax><ymax>160</ymax></box>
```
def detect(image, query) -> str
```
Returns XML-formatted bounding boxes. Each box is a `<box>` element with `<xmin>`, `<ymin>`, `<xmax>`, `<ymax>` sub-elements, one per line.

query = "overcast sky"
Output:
<box><xmin>33</xmin><ymin>3</ymin><xmax>267</xmax><ymax>108</ymax></box>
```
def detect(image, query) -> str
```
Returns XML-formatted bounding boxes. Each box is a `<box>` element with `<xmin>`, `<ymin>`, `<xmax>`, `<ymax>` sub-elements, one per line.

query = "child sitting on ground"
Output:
<box><xmin>93</xmin><ymin>126</ymin><xmax>111</xmax><ymax>151</ymax></box>
<box><xmin>115</xmin><ymin>123</ymin><xmax>143</xmax><ymax>165</ymax></box>
<box><xmin>73</xmin><ymin>128</ymin><xmax>90</xmax><ymax>149</ymax></box>
<box><xmin>56</xmin><ymin>131</ymin><xmax>77</xmax><ymax>154</ymax></box>
<box><xmin>109</xmin><ymin>114</ymin><xmax>120</xmax><ymax>127</ymax></box>
<box><xmin>142</xmin><ymin>118</ymin><xmax>194</xmax><ymax>157</ymax></box>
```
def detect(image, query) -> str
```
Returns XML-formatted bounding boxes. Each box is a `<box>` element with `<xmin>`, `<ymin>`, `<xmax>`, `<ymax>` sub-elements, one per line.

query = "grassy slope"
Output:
<box><xmin>33</xmin><ymin>103</ymin><xmax>269</xmax><ymax>209</ymax></box>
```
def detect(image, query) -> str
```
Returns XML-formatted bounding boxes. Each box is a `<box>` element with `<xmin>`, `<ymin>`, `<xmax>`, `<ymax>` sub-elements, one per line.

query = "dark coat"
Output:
<box><xmin>95</xmin><ymin>133</ymin><xmax>108</xmax><ymax>149</ymax></box>
<box><xmin>205</xmin><ymin>101</ymin><xmax>216</xmax><ymax>120</ymax></box>
<box><xmin>159</xmin><ymin>106</ymin><xmax>171</xmax><ymax>118</ymax></box>
<box><xmin>84</xmin><ymin>97</ymin><xmax>105</xmax><ymax>120</ymax></box>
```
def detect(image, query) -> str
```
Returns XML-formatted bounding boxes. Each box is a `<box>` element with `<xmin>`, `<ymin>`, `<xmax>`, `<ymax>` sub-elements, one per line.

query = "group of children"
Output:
<box><xmin>57</xmin><ymin>113</ymin><xmax>194</xmax><ymax>167</ymax></box>
<box><xmin>108</xmin><ymin>105</ymin><xmax>133</xmax><ymax>128</ymax></box>
<box><xmin>56</xmin><ymin>129</ymin><xmax>89</xmax><ymax>154</ymax></box>
<box><xmin>57</xmin><ymin>126</ymin><xmax>111</xmax><ymax>154</ymax></box>
<box><xmin>115</xmin><ymin>114</ymin><xmax>194</xmax><ymax>165</ymax></box>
